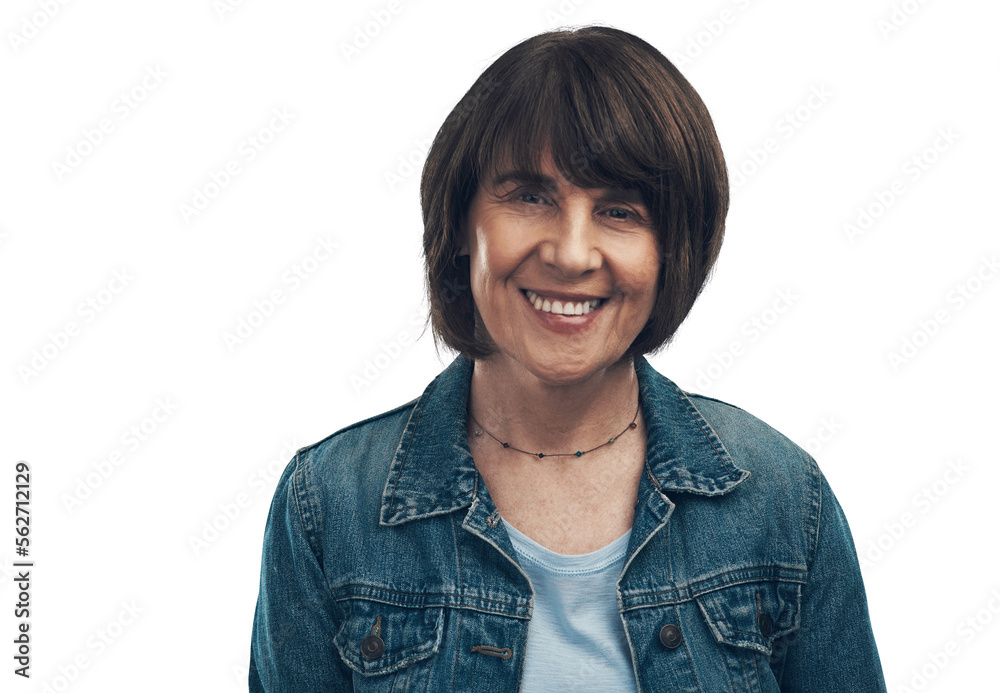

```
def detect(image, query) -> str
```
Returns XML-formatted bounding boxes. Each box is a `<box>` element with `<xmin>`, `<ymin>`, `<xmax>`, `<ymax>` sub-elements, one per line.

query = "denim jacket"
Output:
<box><xmin>250</xmin><ymin>355</ymin><xmax>887</xmax><ymax>692</ymax></box>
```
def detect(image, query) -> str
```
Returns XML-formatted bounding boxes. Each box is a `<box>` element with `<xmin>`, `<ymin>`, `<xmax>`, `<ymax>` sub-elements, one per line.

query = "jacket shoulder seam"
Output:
<box><xmin>685</xmin><ymin>390</ymin><xmax>813</xmax><ymax>459</ymax></box>
<box><xmin>683</xmin><ymin>391</ymin><xmax>752</xmax><ymax>415</ymax></box>
<box><xmin>805</xmin><ymin>455</ymin><xmax>823</xmax><ymax>572</ymax></box>
<box><xmin>290</xmin><ymin>449</ymin><xmax>325</xmax><ymax>564</ymax></box>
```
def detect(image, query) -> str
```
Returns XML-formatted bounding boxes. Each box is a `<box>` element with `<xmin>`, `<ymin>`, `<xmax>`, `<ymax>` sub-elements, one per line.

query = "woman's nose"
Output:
<box><xmin>538</xmin><ymin>204</ymin><xmax>602</xmax><ymax>276</ymax></box>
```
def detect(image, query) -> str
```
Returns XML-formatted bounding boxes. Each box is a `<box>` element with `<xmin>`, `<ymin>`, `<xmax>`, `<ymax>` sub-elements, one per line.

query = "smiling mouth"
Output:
<box><xmin>523</xmin><ymin>289</ymin><xmax>605</xmax><ymax>315</ymax></box>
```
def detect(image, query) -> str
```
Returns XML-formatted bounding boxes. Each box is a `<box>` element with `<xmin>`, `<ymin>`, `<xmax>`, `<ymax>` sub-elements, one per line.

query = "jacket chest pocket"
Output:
<box><xmin>334</xmin><ymin>599</ymin><xmax>445</xmax><ymax>692</ymax></box>
<box><xmin>694</xmin><ymin>581</ymin><xmax>800</xmax><ymax>691</ymax></box>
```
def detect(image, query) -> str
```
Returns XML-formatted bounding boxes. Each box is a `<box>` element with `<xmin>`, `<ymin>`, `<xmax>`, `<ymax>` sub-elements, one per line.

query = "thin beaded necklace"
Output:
<box><xmin>468</xmin><ymin>391</ymin><xmax>641</xmax><ymax>459</ymax></box>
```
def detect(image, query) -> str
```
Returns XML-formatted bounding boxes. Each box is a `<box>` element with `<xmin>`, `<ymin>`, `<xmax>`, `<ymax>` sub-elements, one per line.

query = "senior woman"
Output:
<box><xmin>250</xmin><ymin>26</ymin><xmax>886</xmax><ymax>692</ymax></box>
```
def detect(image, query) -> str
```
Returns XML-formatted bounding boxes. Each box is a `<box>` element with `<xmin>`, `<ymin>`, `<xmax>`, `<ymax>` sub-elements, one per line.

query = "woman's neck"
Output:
<box><xmin>468</xmin><ymin>355</ymin><xmax>640</xmax><ymax>456</ymax></box>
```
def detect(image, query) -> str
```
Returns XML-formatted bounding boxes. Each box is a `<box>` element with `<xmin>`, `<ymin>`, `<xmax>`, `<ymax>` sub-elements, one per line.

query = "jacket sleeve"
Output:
<box><xmin>777</xmin><ymin>466</ymin><xmax>887</xmax><ymax>692</ymax></box>
<box><xmin>249</xmin><ymin>454</ymin><xmax>352</xmax><ymax>692</ymax></box>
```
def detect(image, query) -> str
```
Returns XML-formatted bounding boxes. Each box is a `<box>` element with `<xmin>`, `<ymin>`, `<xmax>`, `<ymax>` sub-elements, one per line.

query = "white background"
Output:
<box><xmin>1</xmin><ymin>0</ymin><xmax>997</xmax><ymax>691</ymax></box>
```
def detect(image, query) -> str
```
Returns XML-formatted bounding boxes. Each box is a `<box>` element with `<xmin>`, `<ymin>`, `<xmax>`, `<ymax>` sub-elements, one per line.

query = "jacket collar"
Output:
<box><xmin>380</xmin><ymin>355</ymin><xmax>749</xmax><ymax>526</ymax></box>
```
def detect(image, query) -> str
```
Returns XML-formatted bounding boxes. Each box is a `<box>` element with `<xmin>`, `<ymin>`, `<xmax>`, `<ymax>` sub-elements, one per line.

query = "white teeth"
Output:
<box><xmin>524</xmin><ymin>290</ymin><xmax>602</xmax><ymax>315</ymax></box>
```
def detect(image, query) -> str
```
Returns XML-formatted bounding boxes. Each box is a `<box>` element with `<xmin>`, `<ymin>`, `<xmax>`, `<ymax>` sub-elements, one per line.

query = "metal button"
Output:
<box><xmin>758</xmin><ymin>612</ymin><xmax>773</xmax><ymax>638</ymax></box>
<box><xmin>659</xmin><ymin>624</ymin><xmax>682</xmax><ymax>649</ymax></box>
<box><xmin>361</xmin><ymin>634</ymin><xmax>385</xmax><ymax>659</ymax></box>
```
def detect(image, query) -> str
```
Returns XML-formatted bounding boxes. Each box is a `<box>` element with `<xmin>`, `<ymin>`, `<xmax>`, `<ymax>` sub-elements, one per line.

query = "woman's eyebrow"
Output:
<box><xmin>489</xmin><ymin>170</ymin><xmax>644</xmax><ymax>205</ymax></box>
<box><xmin>489</xmin><ymin>170</ymin><xmax>558</xmax><ymax>191</ymax></box>
<box><xmin>595</xmin><ymin>187</ymin><xmax>645</xmax><ymax>205</ymax></box>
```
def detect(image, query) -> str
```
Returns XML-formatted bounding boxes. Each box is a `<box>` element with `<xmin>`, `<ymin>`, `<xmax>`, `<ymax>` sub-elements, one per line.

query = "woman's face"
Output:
<box><xmin>462</xmin><ymin>150</ymin><xmax>661</xmax><ymax>385</ymax></box>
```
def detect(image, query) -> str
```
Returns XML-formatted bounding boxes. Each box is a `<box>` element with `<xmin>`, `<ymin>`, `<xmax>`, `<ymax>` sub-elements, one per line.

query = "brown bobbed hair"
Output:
<box><xmin>420</xmin><ymin>25</ymin><xmax>729</xmax><ymax>362</ymax></box>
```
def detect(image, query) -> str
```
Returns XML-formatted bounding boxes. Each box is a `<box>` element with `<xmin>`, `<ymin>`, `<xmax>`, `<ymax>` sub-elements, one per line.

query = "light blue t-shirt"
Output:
<box><xmin>502</xmin><ymin>518</ymin><xmax>638</xmax><ymax>693</ymax></box>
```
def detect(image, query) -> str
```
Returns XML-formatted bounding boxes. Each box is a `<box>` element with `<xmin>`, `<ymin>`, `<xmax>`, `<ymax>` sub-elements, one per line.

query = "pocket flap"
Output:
<box><xmin>695</xmin><ymin>581</ymin><xmax>800</xmax><ymax>655</ymax></box>
<box><xmin>334</xmin><ymin>599</ymin><xmax>444</xmax><ymax>676</ymax></box>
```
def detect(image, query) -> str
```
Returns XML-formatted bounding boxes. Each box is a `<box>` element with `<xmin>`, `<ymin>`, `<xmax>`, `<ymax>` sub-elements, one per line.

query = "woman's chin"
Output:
<box><xmin>505</xmin><ymin>349</ymin><xmax>623</xmax><ymax>388</ymax></box>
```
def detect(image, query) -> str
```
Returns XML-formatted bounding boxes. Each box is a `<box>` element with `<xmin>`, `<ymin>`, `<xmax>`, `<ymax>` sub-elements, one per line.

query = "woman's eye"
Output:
<box><xmin>517</xmin><ymin>191</ymin><xmax>544</xmax><ymax>204</ymax></box>
<box><xmin>604</xmin><ymin>207</ymin><xmax>638</xmax><ymax>221</ymax></box>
